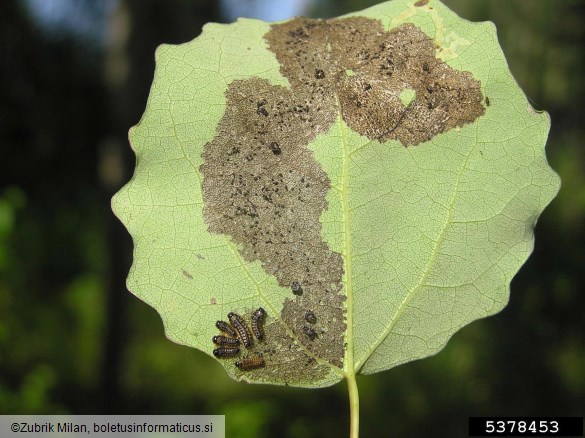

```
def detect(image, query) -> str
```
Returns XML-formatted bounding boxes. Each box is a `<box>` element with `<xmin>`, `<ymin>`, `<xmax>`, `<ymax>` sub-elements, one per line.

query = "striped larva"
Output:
<box><xmin>235</xmin><ymin>355</ymin><xmax>265</xmax><ymax>370</ymax></box>
<box><xmin>228</xmin><ymin>312</ymin><xmax>253</xmax><ymax>347</ymax></box>
<box><xmin>212</xmin><ymin>335</ymin><xmax>240</xmax><ymax>346</ymax></box>
<box><xmin>251</xmin><ymin>308</ymin><xmax>266</xmax><ymax>341</ymax></box>
<box><xmin>213</xmin><ymin>346</ymin><xmax>240</xmax><ymax>358</ymax></box>
<box><xmin>215</xmin><ymin>320</ymin><xmax>238</xmax><ymax>338</ymax></box>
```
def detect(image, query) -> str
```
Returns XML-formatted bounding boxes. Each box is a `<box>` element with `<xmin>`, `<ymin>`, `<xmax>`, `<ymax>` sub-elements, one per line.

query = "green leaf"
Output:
<box><xmin>112</xmin><ymin>0</ymin><xmax>560</xmax><ymax>388</ymax></box>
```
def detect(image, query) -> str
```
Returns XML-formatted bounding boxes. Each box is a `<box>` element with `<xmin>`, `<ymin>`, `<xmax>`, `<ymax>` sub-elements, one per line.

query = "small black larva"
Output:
<box><xmin>304</xmin><ymin>310</ymin><xmax>317</xmax><ymax>324</ymax></box>
<box><xmin>291</xmin><ymin>281</ymin><xmax>303</xmax><ymax>296</ymax></box>
<box><xmin>235</xmin><ymin>355</ymin><xmax>265</xmax><ymax>370</ymax></box>
<box><xmin>269</xmin><ymin>142</ymin><xmax>281</xmax><ymax>155</ymax></box>
<box><xmin>304</xmin><ymin>326</ymin><xmax>317</xmax><ymax>341</ymax></box>
<box><xmin>213</xmin><ymin>346</ymin><xmax>240</xmax><ymax>358</ymax></box>
<box><xmin>215</xmin><ymin>320</ymin><xmax>238</xmax><ymax>338</ymax></box>
<box><xmin>251</xmin><ymin>308</ymin><xmax>267</xmax><ymax>341</ymax></box>
<box><xmin>212</xmin><ymin>335</ymin><xmax>240</xmax><ymax>346</ymax></box>
<box><xmin>314</xmin><ymin>68</ymin><xmax>325</xmax><ymax>79</ymax></box>
<box><xmin>228</xmin><ymin>312</ymin><xmax>253</xmax><ymax>347</ymax></box>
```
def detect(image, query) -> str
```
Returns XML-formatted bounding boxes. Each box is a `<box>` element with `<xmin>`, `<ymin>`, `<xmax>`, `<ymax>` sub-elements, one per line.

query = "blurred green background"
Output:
<box><xmin>1</xmin><ymin>0</ymin><xmax>583</xmax><ymax>437</ymax></box>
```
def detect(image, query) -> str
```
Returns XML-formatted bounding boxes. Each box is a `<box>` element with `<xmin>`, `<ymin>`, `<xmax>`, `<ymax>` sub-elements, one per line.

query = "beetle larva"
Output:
<box><xmin>303</xmin><ymin>326</ymin><xmax>317</xmax><ymax>341</ymax></box>
<box><xmin>228</xmin><ymin>312</ymin><xmax>253</xmax><ymax>347</ymax></box>
<box><xmin>291</xmin><ymin>281</ymin><xmax>303</xmax><ymax>296</ymax></box>
<box><xmin>251</xmin><ymin>307</ymin><xmax>267</xmax><ymax>341</ymax></box>
<box><xmin>213</xmin><ymin>346</ymin><xmax>240</xmax><ymax>358</ymax></box>
<box><xmin>304</xmin><ymin>310</ymin><xmax>317</xmax><ymax>324</ymax></box>
<box><xmin>235</xmin><ymin>355</ymin><xmax>265</xmax><ymax>370</ymax></box>
<box><xmin>215</xmin><ymin>320</ymin><xmax>238</xmax><ymax>338</ymax></box>
<box><xmin>269</xmin><ymin>142</ymin><xmax>281</xmax><ymax>155</ymax></box>
<box><xmin>212</xmin><ymin>335</ymin><xmax>240</xmax><ymax>346</ymax></box>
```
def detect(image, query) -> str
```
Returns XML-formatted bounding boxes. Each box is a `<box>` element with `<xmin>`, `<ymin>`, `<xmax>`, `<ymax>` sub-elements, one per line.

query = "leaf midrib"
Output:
<box><xmin>337</xmin><ymin>102</ymin><xmax>356</xmax><ymax>379</ymax></box>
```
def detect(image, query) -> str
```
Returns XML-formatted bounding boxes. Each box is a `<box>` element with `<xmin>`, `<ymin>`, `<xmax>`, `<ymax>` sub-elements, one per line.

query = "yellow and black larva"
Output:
<box><xmin>228</xmin><ymin>312</ymin><xmax>253</xmax><ymax>347</ymax></box>
<box><xmin>235</xmin><ymin>355</ymin><xmax>265</xmax><ymax>371</ymax></box>
<box><xmin>251</xmin><ymin>308</ymin><xmax>266</xmax><ymax>341</ymax></box>
<box><xmin>213</xmin><ymin>346</ymin><xmax>240</xmax><ymax>358</ymax></box>
<box><xmin>215</xmin><ymin>320</ymin><xmax>238</xmax><ymax>338</ymax></box>
<box><xmin>212</xmin><ymin>335</ymin><xmax>240</xmax><ymax>346</ymax></box>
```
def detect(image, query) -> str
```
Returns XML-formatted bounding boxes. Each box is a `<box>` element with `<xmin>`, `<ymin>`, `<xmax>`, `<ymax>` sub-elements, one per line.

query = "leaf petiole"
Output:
<box><xmin>347</xmin><ymin>371</ymin><xmax>360</xmax><ymax>438</ymax></box>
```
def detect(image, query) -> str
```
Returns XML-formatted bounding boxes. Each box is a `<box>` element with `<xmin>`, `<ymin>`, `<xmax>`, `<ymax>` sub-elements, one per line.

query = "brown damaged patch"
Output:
<box><xmin>200</xmin><ymin>77</ymin><xmax>345</xmax><ymax>372</ymax></box>
<box><xmin>201</xmin><ymin>17</ymin><xmax>485</xmax><ymax>383</ymax></box>
<box><xmin>266</xmin><ymin>18</ymin><xmax>484</xmax><ymax>146</ymax></box>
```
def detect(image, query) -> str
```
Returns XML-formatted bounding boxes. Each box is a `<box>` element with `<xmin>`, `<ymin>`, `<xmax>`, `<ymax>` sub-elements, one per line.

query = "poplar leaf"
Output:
<box><xmin>112</xmin><ymin>0</ymin><xmax>560</xmax><ymax>387</ymax></box>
